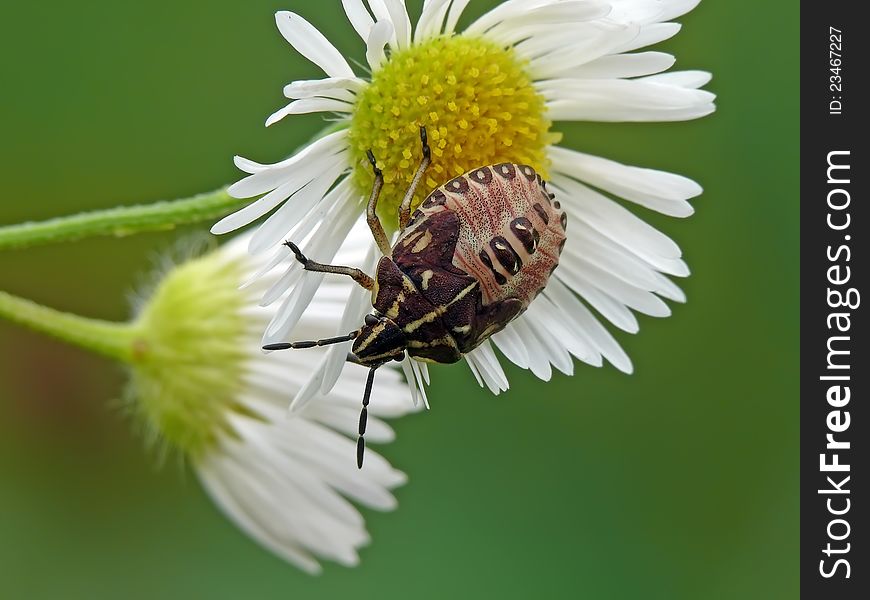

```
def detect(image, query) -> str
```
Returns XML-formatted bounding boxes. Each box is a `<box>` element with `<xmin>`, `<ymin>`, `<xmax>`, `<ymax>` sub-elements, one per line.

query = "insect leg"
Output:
<box><xmin>398</xmin><ymin>126</ymin><xmax>431</xmax><ymax>232</ymax></box>
<box><xmin>284</xmin><ymin>241</ymin><xmax>374</xmax><ymax>290</ymax></box>
<box><xmin>357</xmin><ymin>366</ymin><xmax>377</xmax><ymax>469</ymax></box>
<box><xmin>365</xmin><ymin>150</ymin><xmax>393</xmax><ymax>257</ymax></box>
<box><xmin>262</xmin><ymin>330</ymin><xmax>360</xmax><ymax>351</ymax></box>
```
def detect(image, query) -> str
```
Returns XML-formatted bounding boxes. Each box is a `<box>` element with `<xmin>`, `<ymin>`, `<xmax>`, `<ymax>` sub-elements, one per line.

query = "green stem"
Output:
<box><xmin>0</xmin><ymin>123</ymin><xmax>351</xmax><ymax>252</ymax></box>
<box><xmin>0</xmin><ymin>290</ymin><xmax>140</xmax><ymax>363</ymax></box>
<box><xmin>0</xmin><ymin>187</ymin><xmax>242</xmax><ymax>251</ymax></box>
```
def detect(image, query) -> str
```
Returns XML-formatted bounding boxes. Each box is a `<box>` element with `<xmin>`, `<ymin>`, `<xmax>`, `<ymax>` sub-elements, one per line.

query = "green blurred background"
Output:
<box><xmin>0</xmin><ymin>1</ymin><xmax>797</xmax><ymax>598</ymax></box>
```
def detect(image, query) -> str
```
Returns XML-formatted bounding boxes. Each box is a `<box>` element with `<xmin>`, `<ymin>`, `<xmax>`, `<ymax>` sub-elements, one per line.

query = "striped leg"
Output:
<box><xmin>365</xmin><ymin>150</ymin><xmax>393</xmax><ymax>257</ymax></box>
<box><xmin>284</xmin><ymin>240</ymin><xmax>374</xmax><ymax>290</ymax></box>
<box><xmin>398</xmin><ymin>126</ymin><xmax>431</xmax><ymax>232</ymax></box>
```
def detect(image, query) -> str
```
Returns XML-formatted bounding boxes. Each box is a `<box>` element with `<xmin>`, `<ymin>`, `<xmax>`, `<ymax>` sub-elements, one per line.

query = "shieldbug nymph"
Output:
<box><xmin>264</xmin><ymin>127</ymin><xmax>567</xmax><ymax>467</ymax></box>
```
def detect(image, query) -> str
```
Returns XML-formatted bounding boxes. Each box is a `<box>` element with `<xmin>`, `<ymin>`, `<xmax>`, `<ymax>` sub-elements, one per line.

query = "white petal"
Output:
<box><xmin>263</xmin><ymin>418</ymin><xmax>406</xmax><ymax>507</ymax></box>
<box><xmin>607</xmin><ymin>0</ymin><xmax>701</xmax><ymax>23</ymax></box>
<box><xmin>409</xmin><ymin>359</ymin><xmax>430</xmax><ymax>408</ymax></box>
<box><xmin>540</xmin><ymin>279</ymin><xmax>606</xmax><ymax>368</ymax></box>
<box><xmin>217</xmin><ymin>444</ymin><xmax>364</xmax><ymax>563</ymax></box>
<box><xmin>547</xmin><ymin>277</ymin><xmax>633</xmax><ymax>373</ymax></box>
<box><xmin>380</xmin><ymin>0</ymin><xmax>412</xmax><ymax>48</ymax></box>
<box><xmin>283</xmin><ymin>77</ymin><xmax>364</xmax><ymax>100</ymax></box>
<box><xmin>564</xmin><ymin>257</ymin><xmax>672</xmax><ymax>318</ymax></box>
<box><xmin>553</xmin><ymin>177</ymin><xmax>683</xmax><ymax>259</ymax></box>
<box><xmin>366</xmin><ymin>19</ymin><xmax>394</xmax><ymax>69</ymax></box>
<box><xmin>248</xmin><ymin>155</ymin><xmax>349</xmax><ymax>254</ymax></box>
<box><xmin>341</xmin><ymin>0</ymin><xmax>375</xmax><ymax>41</ymax></box>
<box><xmin>321</xmin><ymin>240</ymin><xmax>379</xmax><ymax>395</ymax></box>
<box><xmin>266</xmin><ymin>98</ymin><xmax>354</xmax><ymax>127</ymax></box>
<box><xmin>275</xmin><ymin>11</ymin><xmax>355</xmax><ymax>78</ymax></box>
<box><xmin>640</xmin><ymin>70</ymin><xmax>713</xmax><ymax>89</ymax></box>
<box><xmin>525</xmin><ymin>294</ymin><xmax>595</xmax><ymax>366</ymax></box>
<box><xmin>215</xmin><ymin>178</ymin><xmax>312</xmax><ymax>236</ymax></box>
<box><xmin>444</xmin><ymin>0</ymin><xmax>472</xmax><ymax>33</ymax></box>
<box><xmin>522</xmin><ymin>309</ymin><xmax>575</xmax><ymax>376</ymax></box>
<box><xmin>556</xmin><ymin>261</ymin><xmax>640</xmax><ymax>332</ymax></box>
<box><xmin>191</xmin><ymin>229</ymin><xmax>418</xmax><ymax>573</ymax></box>
<box><xmin>550</xmin><ymin>145</ymin><xmax>700</xmax><ymax>217</ymax></box>
<box><xmin>414</xmin><ymin>0</ymin><xmax>452</xmax><ymax>42</ymax></box>
<box><xmin>264</xmin><ymin>197</ymin><xmax>362</xmax><ymax>342</ymax></box>
<box><xmin>563</xmin><ymin>219</ymin><xmax>683</xmax><ymax>297</ymax></box>
<box><xmin>464</xmin><ymin>353</ymin><xmax>485</xmax><ymax>388</ymax></box>
<box><xmin>400</xmin><ymin>358</ymin><xmax>421</xmax><ymax>407</ymax></box>
<box><xmin>507</xmin><ymin>317</ymin><xmax>553</xmax><ymax>381</ymax></box>
<box><xmin>564</xmin><ymin>51</ymin><xmax>675</xmax><ymax>79</ymax></box>
<box><xmin>260</xmin><ymin>263</ymin><xmax>303</xmax><ymax>307</ymax></box>
<box><xmin>222</xmin><ymin>129</ymin><xmax>348</xmax><ymax>201</ymax></box>
<box><xmin>540</xmin><ymin>78</ymin><xmax>716</xmax><ymax>122</ymax></box>
<box><xmin>523</xmin><ymin>24</ymin><xmax>641</xmax><ymax>78</ymax></box>
<box><xmin>485</xmin><ymin>0</ymin><xmax>611</xmax><ymax>43</ymax></box>
<box><xmin>606</xmin><ymin>0</ymin><xmax>669</xmax><ymax>25</ymax></box>
<box><xmin>306</xmin><ymin>403</ymin><xmax>396</xmax><ymax>444</ymax></box>
<box><xmin>465</xmin><ymin>340</ymin><xmax>509</xmax><ymax>394</ymax></box>
<box><xmin>197</xmin><ymin>461</ymin><xmax>324</xmax><ymax>574</ymax></box>
<box><xmin>466</xmin><ymin>0</ymin><xmax>560</xmax><ymax>34</ymax></box>
<box><xmin>611</xmin><ymin>22</ymin><xmax>682</xmax><ymax>53</ymax></box>
<box><xmin>240</xmin><ymin>244</ymin><xmax>293</xmax><ymax>291</ymax></box>
<box><xmin>634</xmin><ymin>251</ymin><xmax>690</xmax><ymax>278</ymax></box>
<box><xmin>536</xmin><ymin>290</ymin><xmax>601</xmax><ymax>367</ymax></box>
<box><xmin>491</xmin><ymin>322</ymin><xmax>531</xmax><ymax>369</ymax></box>
<box><xmin>417</xmin><ymin>361</ymin><xmax>430</xmax><ymax>385</ymax></box>
<box><xmin>650</xmin><ymin>271</ymin><xmax>686</xmax><ymax>302</ymax></box>
<box><xmin>342</xmin><ymin>0</ymin><xmax>375</xmax><ymax>41</ymax></box>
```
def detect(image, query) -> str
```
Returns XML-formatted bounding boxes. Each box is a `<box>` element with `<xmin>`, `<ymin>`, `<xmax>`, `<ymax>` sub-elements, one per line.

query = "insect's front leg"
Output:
<box><xmin>364</xmin><ymin>150</ymin><xmax>393</xmax><ymax>257</ymax></box>
<box><xmin>284</xmin><ymin>241</ymin><xmax>374</xmax><ymax>290</ymax></box>
<box><xmin>398</xmin><ymin>126</ymin><xmax>431</xmax><ymax>232</ymax></box>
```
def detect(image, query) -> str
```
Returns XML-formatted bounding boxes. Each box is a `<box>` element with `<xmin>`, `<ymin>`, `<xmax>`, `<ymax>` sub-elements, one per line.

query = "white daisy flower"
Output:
<box><xmin>128</xmin><ymin>226</ymin><xmax>415</xmax><ymax>574</ymax></box>
<box><xmin>211</xmin><ymin>0</ymin><xmax>715</xmax><ymax>403</ymax></box>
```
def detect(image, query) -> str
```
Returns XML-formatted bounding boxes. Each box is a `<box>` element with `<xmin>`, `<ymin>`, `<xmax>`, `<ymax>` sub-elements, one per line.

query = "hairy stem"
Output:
<box><xmin>0</xmin><ymin>290</ymin><xmax>140</xmax><ymax>363</ymax></box>
<box><xmin>0</xmin><ymin>187</ymin><xmax>242</xmax><ymax>251</ymax></box>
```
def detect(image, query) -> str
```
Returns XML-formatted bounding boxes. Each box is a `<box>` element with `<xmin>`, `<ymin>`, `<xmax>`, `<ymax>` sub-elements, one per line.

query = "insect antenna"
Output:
<box><xmin>357</xmin><ymin>366</ymin><xmax>377</xmax><ymax>469</ymax></box>
<box><xmin>263</xmin><ymin>330</ymin><xmax>359</xmax><ymax>351</ymax></box>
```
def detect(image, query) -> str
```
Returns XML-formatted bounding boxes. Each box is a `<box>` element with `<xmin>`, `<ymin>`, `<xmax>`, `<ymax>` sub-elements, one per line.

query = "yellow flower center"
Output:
<box><xmin>129</xmin><ymin>251</ymin><xmax>256</xmax><ymax>459</ymax></box>
<box><xmin>348</xmin><ymin>35</ymin><xmax>558</xmax><ymax>231</ymax></box>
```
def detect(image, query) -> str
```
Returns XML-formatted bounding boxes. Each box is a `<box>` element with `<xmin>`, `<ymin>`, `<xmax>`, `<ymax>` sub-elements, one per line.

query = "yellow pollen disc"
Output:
<box><xmin>348</xmin><ymin>35</ymin><xmax>559</xmax><ymax>231</ymax></box>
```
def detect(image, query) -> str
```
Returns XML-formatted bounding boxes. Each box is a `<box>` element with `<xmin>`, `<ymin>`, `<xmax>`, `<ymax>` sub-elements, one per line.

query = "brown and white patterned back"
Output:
<box><xmin>409</xmin><ymin>163</ymin><xmax>566</xmax><ymax>307</ymax></box>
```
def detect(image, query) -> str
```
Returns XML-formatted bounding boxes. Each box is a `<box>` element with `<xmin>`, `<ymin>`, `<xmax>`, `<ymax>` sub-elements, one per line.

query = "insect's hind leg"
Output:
<box><xmin>284</xmin><ymin>240</ymin><xmax>374</xmax><ymax>290</ymax></box>
<box><xmin>364</xmin><ymin>151</ymin><xmax>393</xmax><ymax>257</ymax></box>
<box><xmin>398</xmin><ymin>126</ymin><xmax>431</xmax><ymax>232</ymax></box>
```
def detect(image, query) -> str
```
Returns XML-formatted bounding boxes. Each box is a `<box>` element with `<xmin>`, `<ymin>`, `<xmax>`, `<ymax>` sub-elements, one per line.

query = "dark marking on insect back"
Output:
<box><xmin>469</xmin><ymin>166</ymin><xmax>493</xmax><ymax>185</ymax></box>
<box><xmin>533</xmin><ymin>203</ymin><xmax>549</xmax><ymax>225</ymax></box>
<box><xmin>519</xmin><ymin>164</ymin><xmax>536</xmax><ymax>182</ymax></box>
<box><xmin>558</xmin><ymin>238</ymin><xmax>566</xmax><ymax>254</ymax></box>
<box><xmin>422</xmin><ymin>188</ymin><xmax>447</xmax><ymax>208</ymax></box>
<box><xmin>560</xmin><ymin>212</ymin><xmax>568</xmax><ymax>230</ymax></box>
<box><xmin>510</xmin><ymin>217</ymin><xmax>538</xmax><ymax>254</ymax></box>
<box><xmin>478</xmin><ymin>249</ymin><xmax>507</xmax><ymax>285</ymax></box>
<box><xmin>372</xmin><ymin>257</ymin><xmax>407</xmax><ymax>314</ymax></box>
<box><xmin>553</xmin><ymin>200</ymin><xmax>561</xmax><ymax>210</ymax></box>
<box><xmin>394</xmin><ymin>210</ymin><xmax>466</xmax><ymax>276</ymax></box>
<box><xmin>447</xmin><ymin>176</ymin><xmax>470</xmax><ymax>194</ymax></box>
<box><xmin>490</xmin><ymin>236</ymin><xmax>522</xmax><ymax>276</ymax></box>
<box><xmin>494</xmin><ymin>163</ymin><xmax>516</xmax><ymax>180</ymax></box>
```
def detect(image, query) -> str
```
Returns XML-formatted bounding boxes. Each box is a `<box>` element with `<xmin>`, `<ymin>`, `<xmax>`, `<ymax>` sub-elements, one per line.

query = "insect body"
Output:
<box><xmin>264</xmin><ymin>127</ymin><xmax>567</xmax><ymax>467</ymax></box>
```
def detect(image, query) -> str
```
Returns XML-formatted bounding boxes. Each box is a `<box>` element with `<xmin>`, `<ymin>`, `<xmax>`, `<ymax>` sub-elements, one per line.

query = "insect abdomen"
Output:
<box><xmin>413</xmin><ymin>163</ymin><xmax>566</xmax><ymax>308</ymax></box>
